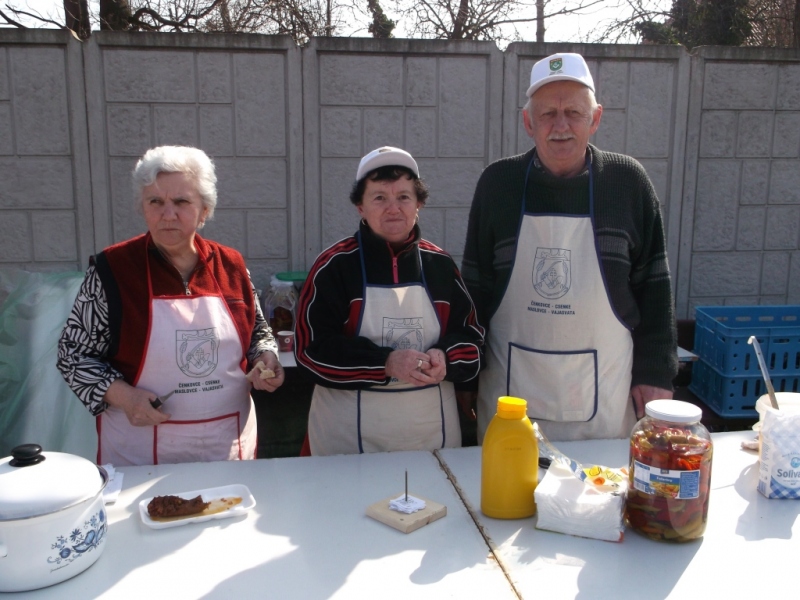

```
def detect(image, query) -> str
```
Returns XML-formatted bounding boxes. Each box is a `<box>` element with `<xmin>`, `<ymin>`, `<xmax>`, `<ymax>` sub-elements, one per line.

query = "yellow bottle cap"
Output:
<box><xmin>496</xmin><ymin>396</ymin><xmax>527</xmax><ymax>419</ymax></box>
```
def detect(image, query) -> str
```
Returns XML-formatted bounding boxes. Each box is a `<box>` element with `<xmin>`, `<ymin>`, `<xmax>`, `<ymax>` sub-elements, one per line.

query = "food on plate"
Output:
<box><xmin>209</xmin><ymin>497</ymin><xmax>244</xmax><ymax>513</ymax></box>
<box><xmin>147</xmin><ymin>495</ymin><xmax>210</xmax><ymax>519</ymax></box>
<box><xmin>246</xmin><ymin>360</ymin><xmax>276</xmax><ymax>383</ymax></box>
<box><xmin>140</xmin><ymin>485</ymin><xmax>252</xmax><ymax>529</ymax></box>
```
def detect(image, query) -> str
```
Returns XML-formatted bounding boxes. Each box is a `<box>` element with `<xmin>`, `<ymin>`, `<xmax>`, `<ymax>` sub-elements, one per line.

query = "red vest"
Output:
<box><xmin>93</xmin><ymin>233</ymin><xmax>256</xmax><ymax>384</ymax></box>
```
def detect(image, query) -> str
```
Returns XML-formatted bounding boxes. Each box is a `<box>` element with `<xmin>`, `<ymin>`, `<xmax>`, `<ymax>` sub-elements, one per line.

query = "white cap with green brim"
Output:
<box><xmin>526</xmin><ymin>53</ymin><xmax>595</xmax><ymax>98</ymax></box>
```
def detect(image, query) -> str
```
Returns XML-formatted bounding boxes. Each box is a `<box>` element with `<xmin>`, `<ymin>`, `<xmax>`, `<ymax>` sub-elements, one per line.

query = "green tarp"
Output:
<box><xmin>0</xmin><ymin>269</ymin><xmax>96</xmax><ymax>461</ymax></box>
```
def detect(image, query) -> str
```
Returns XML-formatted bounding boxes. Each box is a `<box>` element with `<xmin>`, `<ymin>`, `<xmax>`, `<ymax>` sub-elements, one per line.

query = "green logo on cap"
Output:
<box><xmin>549</xmin><ymin>58</ymin><xmax>562</xmax><ymax>71</ymax></box>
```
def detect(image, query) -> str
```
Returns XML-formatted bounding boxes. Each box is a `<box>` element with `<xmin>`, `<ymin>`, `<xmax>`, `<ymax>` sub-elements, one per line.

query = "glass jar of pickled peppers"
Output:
<box><xmin>626</xmin><ymin>399</ymin><xmax>713</xmax><ymax>542</ymax></box>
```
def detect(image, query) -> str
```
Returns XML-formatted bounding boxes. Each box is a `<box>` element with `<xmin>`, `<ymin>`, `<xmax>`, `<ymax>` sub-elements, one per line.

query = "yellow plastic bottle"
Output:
<box><xmin>481</xmin><ymin>396</ymin><xmax>539</xmax><ymax>519</ymax></box>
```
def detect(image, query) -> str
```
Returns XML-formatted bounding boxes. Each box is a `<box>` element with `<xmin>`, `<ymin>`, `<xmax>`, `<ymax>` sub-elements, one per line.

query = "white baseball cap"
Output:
<box><xmin>356</xmin><ymin>146</ymin><xmax>419</xmax><ymax>182</ymax></box>
<box><xmin>526</xmin><ymin>53</ymin><xmax>595</xmax><ymax>98</ymax></box>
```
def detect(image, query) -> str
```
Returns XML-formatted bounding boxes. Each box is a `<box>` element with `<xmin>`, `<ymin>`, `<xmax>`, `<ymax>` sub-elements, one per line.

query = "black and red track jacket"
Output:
<box><xmin>295</xmin><ymin>222</ymin><xmax>484</xmax><ymax>390</ymax></box>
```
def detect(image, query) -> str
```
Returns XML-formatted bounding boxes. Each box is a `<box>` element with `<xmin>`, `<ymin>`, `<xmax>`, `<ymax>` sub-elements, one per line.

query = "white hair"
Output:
<box><xmin>132</xmin><ymin>146</ymin><xmax>218</xmax><ymax>219</ymax></box>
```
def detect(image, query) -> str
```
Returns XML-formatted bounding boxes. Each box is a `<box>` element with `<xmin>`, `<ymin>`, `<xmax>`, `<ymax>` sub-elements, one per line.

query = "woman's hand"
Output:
<box><xmin>249</xmin><ymin>351</ymin><xmax>285</xmax><ymax>392</ymax></box>
<box><xmin>385</xmin><ymin>349</ymin><xmax>445</xmax><ymax>387</ymax></box>
<box><xmin>420</xmin><ymin>348</ymin><xmax>446</xmax><ymax>383</ymax></box>
<box><xmin>104</xmin><ymin>379</ymin><xmax>171</xmax><ymax>427</ymax></box>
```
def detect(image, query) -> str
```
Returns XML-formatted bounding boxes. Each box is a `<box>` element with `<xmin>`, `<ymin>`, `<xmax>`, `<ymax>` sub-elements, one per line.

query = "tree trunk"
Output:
<box><xmin>453</xmin><ymin>0</ymin><xmax>469</xmax><ymax>39</ymax></box>
<box><xmin>326</xmin><ymin>0</ymin><xmax>332</xmax><ymax>36</ymax></box>
<box><xmin>99</xmin><ymin>0</ymin><xmax>132</xmax><ymax>31</ymax></box>
<box><xmin>794</xmin><ymin>0</ymin><xmax>800</xmax><ymax>48</ymax></box>
<box><xmin>536</xmin><ymin>0</ymin><xmax>544</xmax><ymax>42</ymax></box>
<box><xmin>63</xmin><ymin>0</ymin><xmax>90</xmax><ymax>39</ymax></box>
<box><xmin>220</xmin><ymin>0</ymin><xmax>232</xmax><ymax>32</ymax></box>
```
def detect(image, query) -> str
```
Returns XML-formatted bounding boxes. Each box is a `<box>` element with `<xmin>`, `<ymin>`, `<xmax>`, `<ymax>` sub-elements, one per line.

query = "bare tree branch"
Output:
<box><xmin>597</xmin><ymin>1</ymin><xmax>800</xmax><ymax>48</ymax></box>
<box><xmin>0</xmin><ymin>6</ymin><xmax>28</xmax><ymax>27</ymax></box>
<box><xmin>396</xmin><ymin>0</ymin><xmax>615</xmax><ymax>44</ymax></box>
<box><xmin>2</xmin><ymin>4</ymin><xmax>68</xmax><ymax>29</ymax></box>
<box><xmin>128</xmin><ymin>0</ymin><xmax>223</xmax><ymax>30</ymax></box>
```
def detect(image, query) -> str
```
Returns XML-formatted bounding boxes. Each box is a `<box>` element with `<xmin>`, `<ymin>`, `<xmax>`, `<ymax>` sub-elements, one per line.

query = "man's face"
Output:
<box><xmin>523</xmin><ymin>81</ymin><xmax>602</xmax><ymax>178</ymax></box>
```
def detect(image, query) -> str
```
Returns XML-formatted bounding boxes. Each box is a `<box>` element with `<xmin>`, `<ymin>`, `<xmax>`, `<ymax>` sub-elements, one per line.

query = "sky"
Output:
<box><xmin>6</xmin><ymin>0</ymin><xmax>643</xmax><ymax>44</ymax></box>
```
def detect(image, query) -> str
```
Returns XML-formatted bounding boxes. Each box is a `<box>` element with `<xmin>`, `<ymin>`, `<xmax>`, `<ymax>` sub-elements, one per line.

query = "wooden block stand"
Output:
<box><xmin>366</xmin><ymin>495</ymin><xmax>447</xmax><ymax>534</ymax></box>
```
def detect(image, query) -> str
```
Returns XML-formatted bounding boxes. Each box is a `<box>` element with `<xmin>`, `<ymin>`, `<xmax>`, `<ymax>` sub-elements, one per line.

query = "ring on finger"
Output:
<box><xmin>417</xmin><ymin>358</ymin><xmax>423</xmax><ymax>369</ymax></box>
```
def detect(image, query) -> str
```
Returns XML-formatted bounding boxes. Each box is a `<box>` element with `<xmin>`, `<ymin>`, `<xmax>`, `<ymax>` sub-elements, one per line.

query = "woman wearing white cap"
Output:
<box><xmin>295</xmin><ymin>147</ymin><xmax>485</xmax><ymax>456</ymax></box>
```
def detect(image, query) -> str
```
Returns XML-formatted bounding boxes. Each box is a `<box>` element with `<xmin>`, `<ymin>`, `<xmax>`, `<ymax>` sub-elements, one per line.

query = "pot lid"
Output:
<box><xmin>0</xmin><ymin>444</ymin><xmax>106</xmax><ymax>521</ymax></box>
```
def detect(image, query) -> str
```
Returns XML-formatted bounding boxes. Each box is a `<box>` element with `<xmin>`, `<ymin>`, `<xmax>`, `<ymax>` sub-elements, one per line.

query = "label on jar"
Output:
<box><xmin>632</xmin><ymin>460</ymin><xmax>700</xmax><ymax>499</ymax></box>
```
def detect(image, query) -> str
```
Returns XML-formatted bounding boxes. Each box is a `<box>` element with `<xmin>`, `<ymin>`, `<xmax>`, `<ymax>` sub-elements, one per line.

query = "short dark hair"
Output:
<box><xmin>349</xmin><ymin>166</ymin><xmax>429</xmax><ymax>206</ymax></box>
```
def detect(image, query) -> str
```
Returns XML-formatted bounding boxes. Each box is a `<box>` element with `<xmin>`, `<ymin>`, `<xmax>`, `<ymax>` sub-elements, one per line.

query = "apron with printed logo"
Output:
<box><xmin>308</xmin><ymin>232</ymin><xmax>461</xmax><ymax>456</ymax></box>
<box><xmin>477</xmin><ymin>154</ymin><xmax>635</xmax><ymax>442</ymax></box>
<box><xmin>98</xmin><ymin>244</ymin><xmax>256</xmax><ymax>466</ymax></box>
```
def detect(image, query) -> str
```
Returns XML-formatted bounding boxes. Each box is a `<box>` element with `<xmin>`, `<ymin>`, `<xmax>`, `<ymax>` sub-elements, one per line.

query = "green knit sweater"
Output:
<box><xmin>460</xmin><ymin>144</ymin><xmax>677</xmax><ymax>391</ymax></box>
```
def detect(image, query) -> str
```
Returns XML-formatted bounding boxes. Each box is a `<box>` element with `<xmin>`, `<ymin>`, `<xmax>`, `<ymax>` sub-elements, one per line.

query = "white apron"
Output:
<box><xmin>477</xmin><ymin>154</ymin><xmax>635</xmax><ymax>442</ymax></box>
<box><xmin>308</xmin><ymin>232</ymin><xmax>461</xmax><ymax>456</ymax></box>
<box><xmin>98</xmin><ymin>245</ymin><xmax>256</xmax><ymax>466</ymax></box>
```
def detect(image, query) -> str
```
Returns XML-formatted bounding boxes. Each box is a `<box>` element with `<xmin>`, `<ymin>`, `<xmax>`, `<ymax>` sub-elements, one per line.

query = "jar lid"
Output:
<box><xmin>275</xmin><ymin>271</ymin><xmax>309</xmax><ymax>283</ymax></box>
<box><xmin>0</xmin><ymin>444</ymin><xmax>106</xmax><ymax>521</ymax></box>
<box><xmin>645</xmin><ymin>399</ymin><xmax>702</xmax><ymax>424</ymax></box>
<box><xmin>496</xmin><ymin>396</ymin><xmax>527</xmax><ymax>419</ymax></box>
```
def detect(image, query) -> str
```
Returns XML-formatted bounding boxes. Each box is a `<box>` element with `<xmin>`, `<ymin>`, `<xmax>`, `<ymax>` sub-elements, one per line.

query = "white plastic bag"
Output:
<box><xmin>758</xmin><ymin>408</ymin><xmax>800</xmax><ymax>499</ymax></box>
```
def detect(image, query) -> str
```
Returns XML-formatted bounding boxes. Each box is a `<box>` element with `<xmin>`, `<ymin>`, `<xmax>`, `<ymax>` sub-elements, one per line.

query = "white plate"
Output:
<box><xmin>139</xmin><ymin>484</ymin><xmax>256</xmax><ymax>530</ymax></box>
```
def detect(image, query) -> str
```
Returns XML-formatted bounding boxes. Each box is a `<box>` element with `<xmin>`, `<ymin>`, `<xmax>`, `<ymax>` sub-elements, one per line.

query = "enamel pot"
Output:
<box><xmin>0</xmin><ymin>444</ymin><xmax>109</xmax><ymax>592</ymax></box>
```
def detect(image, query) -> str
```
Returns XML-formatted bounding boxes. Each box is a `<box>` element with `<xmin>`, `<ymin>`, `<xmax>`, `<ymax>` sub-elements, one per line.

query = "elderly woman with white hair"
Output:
<box><xmin>58</xmin><ymin>145</ymin><xmax>284</xmax><ymax>466</ymax></box>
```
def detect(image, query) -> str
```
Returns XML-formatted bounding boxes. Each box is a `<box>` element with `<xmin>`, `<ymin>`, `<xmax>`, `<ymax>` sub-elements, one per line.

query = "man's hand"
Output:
<box><xmin>630</xmin><ymin>384</ymin><xmax>673</xmax><ymax>419</ymax></box>
<box><xmin>456</xmin><ymin>390</ymin><xmax>478</xmax><ymax>421</ymax></box>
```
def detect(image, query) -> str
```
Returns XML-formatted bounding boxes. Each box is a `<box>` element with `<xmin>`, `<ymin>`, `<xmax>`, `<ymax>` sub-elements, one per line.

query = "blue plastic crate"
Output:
<box><xmin>693</xmin><ymin>305</ymin><xmax>800</xmax><ymax>377</ymax></box>
<box><xmin>689</xmin><ymin>359</ymin><xmax>800</xmax><ymax>418</ymax></box>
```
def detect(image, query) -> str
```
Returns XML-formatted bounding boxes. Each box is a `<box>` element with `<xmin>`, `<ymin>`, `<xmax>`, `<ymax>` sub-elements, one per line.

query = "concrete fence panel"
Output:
<box><xmin>301</xmin><ymin>38</ymin><xmax>503</xmax><ymax>268</ymax></box>
<box><xmin>82</xmin><ymin>32</ymin><xmax>303</xmax><ymax>294</ymax></box>
<box><xmin>2</xmin><ymin>31</ymin><xmax>800</xmax><ymax>318</ymax></box>
<box><xmin>0</xmin><ymin>30</ymin><xmax>92</xmax><ymax>273</ymax></box>
<box><xmin>679</xmin><ymin>46</ymin><xmax>800</xmax><ymax>317</ymax></box>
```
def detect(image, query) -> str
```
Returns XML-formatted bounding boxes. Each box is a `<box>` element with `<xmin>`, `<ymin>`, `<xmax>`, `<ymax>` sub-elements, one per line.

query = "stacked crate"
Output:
<box><xmin>689</xmin><ymin>306</ymin><xmax>800</xmax><ymax>418</ymax></box>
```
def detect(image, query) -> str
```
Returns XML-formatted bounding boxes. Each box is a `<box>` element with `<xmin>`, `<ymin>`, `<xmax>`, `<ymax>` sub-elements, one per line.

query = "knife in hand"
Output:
<box><xmin>150</xmin><ymin>390</ymin><xmax>176</xmax><ymax>410</ymax></box>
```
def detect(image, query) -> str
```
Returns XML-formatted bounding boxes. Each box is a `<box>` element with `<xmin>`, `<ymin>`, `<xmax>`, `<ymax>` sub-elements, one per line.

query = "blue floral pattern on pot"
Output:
<box><xmin>47</xmin><ymin>509</ymin><xmax>107</xmax><ymax>566</ymax></box>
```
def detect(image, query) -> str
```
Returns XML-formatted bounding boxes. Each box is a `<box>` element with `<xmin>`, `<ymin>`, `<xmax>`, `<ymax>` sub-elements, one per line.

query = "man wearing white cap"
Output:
<box><xmin>460</xmin><ymin>53</ymin><xmax>677</xmax><ymax>442</ymax></box>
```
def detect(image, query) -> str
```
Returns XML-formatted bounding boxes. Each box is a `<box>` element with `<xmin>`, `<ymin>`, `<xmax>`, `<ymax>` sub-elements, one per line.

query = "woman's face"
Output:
<box><xmin>142</xmin><ymin>172</ymin><xmax>209</xmax><ymax>255</ymax></box>
<box><xmin>357</xmin><ymin>175</ymin><xmax>421</xmax><ymax>245</ymax></box>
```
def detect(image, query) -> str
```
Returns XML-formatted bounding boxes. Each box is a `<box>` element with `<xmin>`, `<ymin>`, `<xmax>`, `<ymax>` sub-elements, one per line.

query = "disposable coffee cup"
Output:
<box><xmin>277</xmin><ymin>331</ymin><xmax>294</xmax><ymax>353</ymax></box>
<box><xmin>753</xmin><ymin>392</ymin><xmax>800</xmax><ymax>453</ymax></box>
